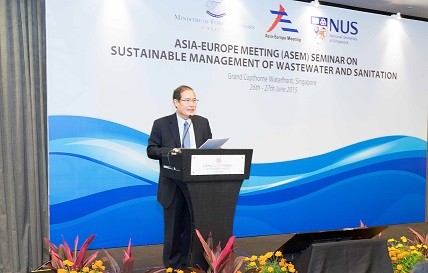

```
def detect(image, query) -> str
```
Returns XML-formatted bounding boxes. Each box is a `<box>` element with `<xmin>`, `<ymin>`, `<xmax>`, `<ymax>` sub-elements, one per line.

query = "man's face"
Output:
<box><xmin>173</xmin><ymin>89</ymin><xmax>197</xmax><ymax>119</ymax></box>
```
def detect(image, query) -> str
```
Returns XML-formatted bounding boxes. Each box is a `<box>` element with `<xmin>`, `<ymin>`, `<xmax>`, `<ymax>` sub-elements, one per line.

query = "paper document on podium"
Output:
<box><xmin>199</xmin><ymin>138</ymin><xmax>229</xmax><ymax>149</ymax></box>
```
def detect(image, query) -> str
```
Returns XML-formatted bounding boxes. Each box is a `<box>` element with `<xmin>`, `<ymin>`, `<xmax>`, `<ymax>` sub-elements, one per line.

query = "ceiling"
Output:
<box><xmin>313</xmin><ymin>0</ymin><xmax>428</xmax><ymax>21</ymax></box>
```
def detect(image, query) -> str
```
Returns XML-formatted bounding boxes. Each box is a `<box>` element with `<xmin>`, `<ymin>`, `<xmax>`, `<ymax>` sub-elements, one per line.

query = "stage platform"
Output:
<box><xmin>96</xmin><ymin>222</ymin><xmax>428</xmax><ymax>272</ymax></box>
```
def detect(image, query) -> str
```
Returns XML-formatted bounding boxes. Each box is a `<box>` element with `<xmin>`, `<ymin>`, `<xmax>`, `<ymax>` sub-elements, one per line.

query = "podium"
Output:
<box><xmin>162</xmin><ymin>149</ymin><xmax>253</xmax><ymax>269</ymax></box>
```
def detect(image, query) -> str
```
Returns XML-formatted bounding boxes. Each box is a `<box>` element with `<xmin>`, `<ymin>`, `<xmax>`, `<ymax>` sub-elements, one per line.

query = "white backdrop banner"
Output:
<box><xmin>47</xmin><ymin>0</ymin><xmax>427</xmax><ymax>248</ymax></box>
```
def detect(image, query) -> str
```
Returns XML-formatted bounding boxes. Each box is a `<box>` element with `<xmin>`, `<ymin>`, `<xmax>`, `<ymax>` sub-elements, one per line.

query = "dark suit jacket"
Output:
<box><xmin>147</xmin><ymin>113</ymin><xmax>212</xmax><ymax>208</ymax></box>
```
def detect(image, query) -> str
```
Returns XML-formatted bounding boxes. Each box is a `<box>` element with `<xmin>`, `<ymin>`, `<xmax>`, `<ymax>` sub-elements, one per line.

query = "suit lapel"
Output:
<box><xmin>167</xmin><ymin>114</ymin><xmax>181</xmax><ymax>148</ymax></box>
<box><xmin>192</xmin><ymin>116</ymin><xmax>203</xmax><ymax>148</ymax></box>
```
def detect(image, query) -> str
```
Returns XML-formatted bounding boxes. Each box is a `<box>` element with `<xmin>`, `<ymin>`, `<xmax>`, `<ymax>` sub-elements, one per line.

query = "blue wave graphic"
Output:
<box><xmin>48</xmin><ymin>115</ymin><xmax>427</xmax><ymax>248</ymax></box>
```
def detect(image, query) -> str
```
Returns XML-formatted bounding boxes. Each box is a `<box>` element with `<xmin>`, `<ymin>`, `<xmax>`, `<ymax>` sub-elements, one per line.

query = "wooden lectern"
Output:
<box><xmin>162</xmin><ymin>149</ymin><xmax>253</xmax><ymax>269</ymax></box>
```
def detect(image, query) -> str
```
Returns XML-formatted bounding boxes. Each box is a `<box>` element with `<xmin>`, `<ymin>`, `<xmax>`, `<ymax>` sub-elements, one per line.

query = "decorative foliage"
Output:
<box><xmin>387</xmin><ymin>236</ymin><xmax>427</xmax><ymax>273</ymax></box>
<box><xmin>43</xmin><ymin>235</ymin><xmax>134</xmax><ymax>273</ymax></box>
<box><xmin>192</xmin><ymin>229</ymin><xmax>298</xmax><ymax>273</ymax></box>
<box><xmin>57</xmin><ymin>259</ymin><xmax>106</xmax><ymax>273</ymax></box>
<box><xmin>103</xmin><ymin>239</ymin><xmax>134</xmax><ymax>273</ymax></box>
<box><xmin>408</xmin><ymin>227</ymin><xmax>428</xmax><ymax>257</ymax></box>
<box><xmin>43</xmin><ymin>234</ymin><xmax>100</xmax><ymax>272</ymax></box>
<box><xmin>243</xmin><ymin>251</ymin><xmax>297</xmax><ymax>273</ymax></box>
<box><xmin>194</xmin><ymin>229</ymin><xmax>245</xmax><ymax>273</ymax></box>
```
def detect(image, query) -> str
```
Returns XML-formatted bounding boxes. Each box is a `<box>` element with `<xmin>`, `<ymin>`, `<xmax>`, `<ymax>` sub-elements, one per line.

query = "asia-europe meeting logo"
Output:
<box><xmin>265</xmin><ymin>4</ymin><xmax>359</xmax><ymax>45</ymax></box>
<box><xmin>265</xmin><ymin>4</ymin><xmax>301</xmax><ymax>43</ymax></box>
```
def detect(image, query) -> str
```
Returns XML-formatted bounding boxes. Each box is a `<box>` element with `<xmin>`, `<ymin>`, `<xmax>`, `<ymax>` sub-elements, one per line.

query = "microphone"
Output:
<box><xmin>181</xmin><ymin>115</ymin><xmax>193</xmax><ymax>149</ymax></box>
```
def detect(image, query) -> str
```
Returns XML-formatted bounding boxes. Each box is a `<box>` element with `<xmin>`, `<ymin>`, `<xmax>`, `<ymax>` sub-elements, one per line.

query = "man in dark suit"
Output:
<box><xmin>147</xmin><ymin>85</ymin><xmax>212</xmax><ymax>268</ymax></box>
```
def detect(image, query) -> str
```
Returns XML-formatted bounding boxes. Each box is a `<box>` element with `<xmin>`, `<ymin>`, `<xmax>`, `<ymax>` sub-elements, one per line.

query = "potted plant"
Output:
<box><xmin>190</xmin><ymin>229</ymin><xmax>245</xmax><ymax>273</ymax></box>
<box><xmin>33</xmin><ymin>234</ymin><xmax>133</xmax><ymax>273</ymax></box>
<box><xmin>387</xmin><ymin>228</ymin><xmax>428</xmax><ymax>273</ymax></box>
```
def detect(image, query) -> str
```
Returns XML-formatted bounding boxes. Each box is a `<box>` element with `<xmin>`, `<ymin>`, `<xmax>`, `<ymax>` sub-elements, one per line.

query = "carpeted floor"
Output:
<box><xmin>97</xmin><ymin>221</ymin><xmax>428</xmax><ymax>272</ymax></box>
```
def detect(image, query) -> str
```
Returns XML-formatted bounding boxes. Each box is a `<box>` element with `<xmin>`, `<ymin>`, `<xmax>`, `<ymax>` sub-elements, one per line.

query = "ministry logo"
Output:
<box><xmin>311</xmin><ymin>16</ymin><xmax>328</xmax><ymax>43</ymax></box>
<box><xmin>267</xmin><ymin>4</ymin><xmax>298</xmax><ymax>33</ymax></box>
<box><xmin>206</xmin><ymin>0</ymin><xmax>226</xmax><ymax>18</ymax></box>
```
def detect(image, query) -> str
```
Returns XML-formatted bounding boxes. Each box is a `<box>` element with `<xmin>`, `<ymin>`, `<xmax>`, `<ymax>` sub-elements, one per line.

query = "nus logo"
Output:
<box><xmin>267</xmin><ymin>4</ymin><xmax>298</xmax><ymax>33</ymax></box>
<box><xmin>330</xmin><ymin>19</ymin><xmax>358</xmax><ymax>35</ymax></box>
<box><xmin>311</xmin><ymin>16</ymin><xmax>328</xmax><ymax>42</ymax></box>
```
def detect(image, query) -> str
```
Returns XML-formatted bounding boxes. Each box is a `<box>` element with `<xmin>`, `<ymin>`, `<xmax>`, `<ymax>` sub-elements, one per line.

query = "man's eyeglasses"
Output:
<box><xmin>180</xmin><ymin>98</ymin><xmax>199</xmax><ymax>103</ymax></box>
